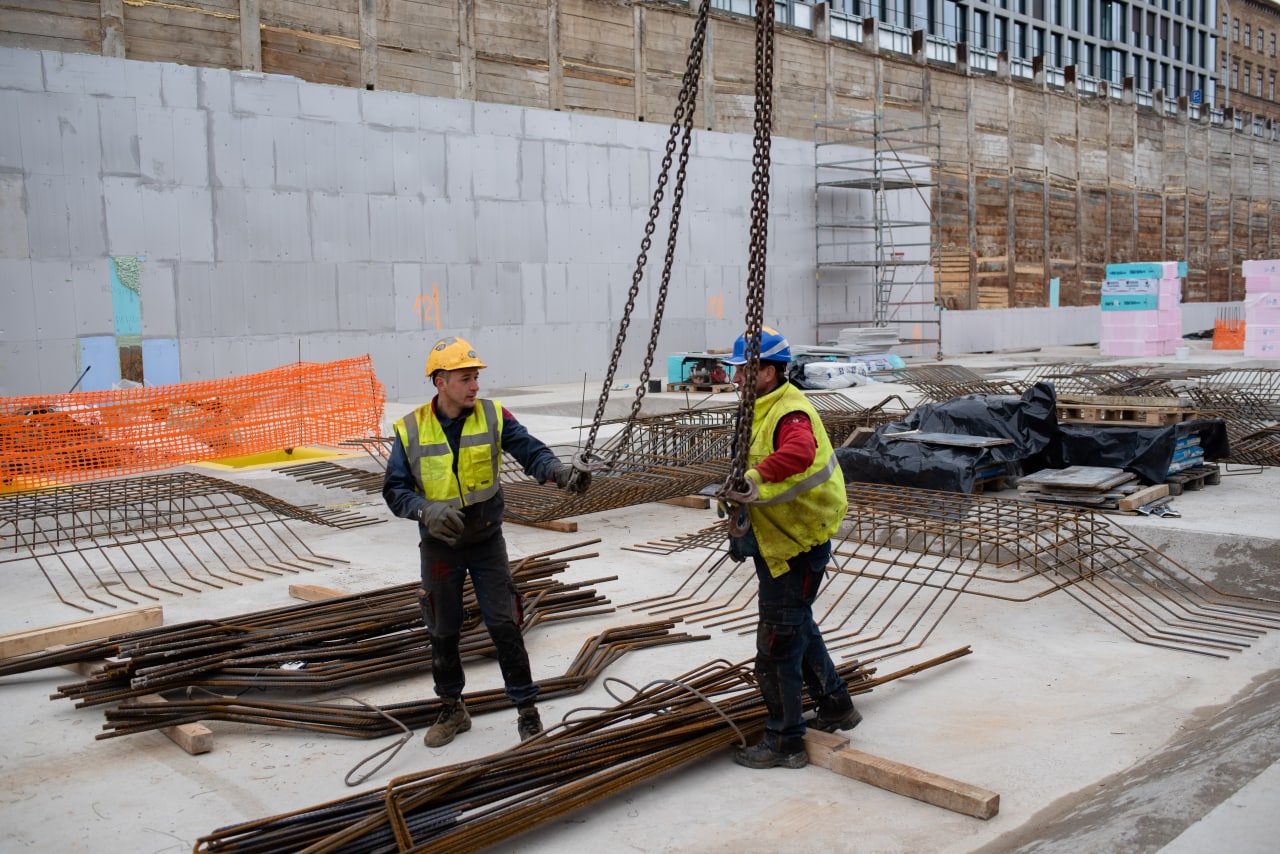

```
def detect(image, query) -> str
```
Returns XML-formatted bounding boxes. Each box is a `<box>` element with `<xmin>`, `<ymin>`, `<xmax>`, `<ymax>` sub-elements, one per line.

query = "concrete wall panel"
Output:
<box><xmin>370</xmin><ymin>195</ymin><xmax>428</xmax><ymax>262</ymax></box>
<box><xmin>0</xmin><ymin>92</ymin><xmax>23</xmax><ymax>171</ymax></box>
<box><xmin>232</xmin><ymin>72</ymin><xmax>300</xmax><ymax>118</ymax></box>
<box><xmin>419</xmin><ymin>96</ymin><xmax>473</xmax><ymax>135</ymax></box>
<box><xmin>70</xmin><ymin>259</ymin><xmax>112</xmax><ymax>335</ymax></box>
<box><xmin>0</xmin><ymin>174</ymin><xmax>30</xmax><ymax>259</ymax></box>
<box><xmin>207</xmin><ymin>261</ymin><xmax>249</xmax><ymax>337</ymax></box>
<box><xmin>423</xmin><ymin>197</ymin><xmax>477</xmax><ymax>263</ymax></box>
<box><xmin>300</xmin><ymin>84</ymin><xmax>360</xmax><ymax>124</ymax></box>
<box><xmin>24</xmin><ymin>176</ymin><xmax>70</xmax><ymax>259</ymax></box>
<box><xmin>392</xmin><ymin>130</ymin><xmax>447</xmax><ymax>197</ymax></box>
<box><xmin>160</xmin><ymin>62</ymin><xmax>200</xmax><ymax>110</ymax></box>
<box><xmin>0</xmin><ymin>46</ymin><xmax>42</xmax><ymax>91</ymax></box>
<box><xmin>361</xmin><ymin>89</ymin><xmax>420</xmax><ymax>130</ymax></box>
<box><xmin>30</xmin><ymin>260</ymin><xmax>78</xmax><ymax>339</ymax></box>
<box><xmin>337</xmin><ymin>262</ymin><xmax>396</xmax><ymax>332</ymax></box>
<box><xmin>5</xmin><ymin>44</ymin><xmax>1171</xmax><ymax>400</ymax></box>
<box><xmin>97</xmin><ymin>98</ymin><xmax>141</xmax><ymax>177</ymax></box>
<box><xmin>470</xmin><ymin>135</ymin><xmax>521</xmax><ymax>200</ymax></box>
<box><xmin>1</xmin><ymin>259</ymin><xmax>36</xmax><ymax>342</ymax></box>
<box><xmin>392</xmin><ymin>262</ymin><xmax>428</xmax><ymax>332</ymax></box>
<box><xmin>141</xmin><ymin>260</ymin><xmax>178</xmax><ymax>338</ymax></box>
<box><xmin>361</xmin><ymin>127</ymin><xmax>398</xmax><ymax>196</ymax></box>
<box><xmin>311</xmin><ymin>192</ymin><xmax>372</xmax><ymax>262</ymax></box>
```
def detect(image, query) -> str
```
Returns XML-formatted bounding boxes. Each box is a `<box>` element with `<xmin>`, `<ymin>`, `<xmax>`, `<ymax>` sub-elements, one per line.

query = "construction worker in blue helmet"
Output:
<box><xmin>720</xmin><ymin>325</ymin><xmax>859</xmax><ymax>769</ymax></box>
<box><xmin>382</xmin><ymin>336</ymin><xmax>591</xmax><ymax>748</ymax></box>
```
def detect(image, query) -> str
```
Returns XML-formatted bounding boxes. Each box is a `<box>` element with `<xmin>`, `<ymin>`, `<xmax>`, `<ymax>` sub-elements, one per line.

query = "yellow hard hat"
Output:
<box><xmin>426</xmin><ymin>336</ymin><xmax>487</xmax><ymax>376</ymax></box>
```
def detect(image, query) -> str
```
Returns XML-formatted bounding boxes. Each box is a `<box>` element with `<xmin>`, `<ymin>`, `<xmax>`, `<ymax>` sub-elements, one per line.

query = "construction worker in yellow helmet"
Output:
<box><xmin>382</xmin><ymin>336</ymin><xmax>591</xmax><ymax>748</ymax></box>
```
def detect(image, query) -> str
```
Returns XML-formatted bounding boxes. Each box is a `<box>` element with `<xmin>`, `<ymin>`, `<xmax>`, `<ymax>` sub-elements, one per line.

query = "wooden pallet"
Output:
<box><xmin>1056</xmin><ymin>403</ymin><xmax>1194</xmax><ymax>426</ymax></box>
<box><xmin>972</xmin><ymin>476</ymin><xmax>1007</xmax><ymax>495</ymax></box>
<box><xmin>667</xmin><ymin>382</ymin><xmax>734</xmax><ymax>393</ymax></box>
<box><xmin>1163</xmin><ymin>463</ymin><xmax>1221</xmax><ymax>495</ymax></box>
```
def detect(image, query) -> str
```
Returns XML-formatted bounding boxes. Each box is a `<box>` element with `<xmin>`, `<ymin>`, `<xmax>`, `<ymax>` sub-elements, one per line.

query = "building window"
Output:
<box><xmin>1270</xmin><ymin>71</ymin><xmax>1276</xmax><ymax>100</ymax></box>
<box><xmin>974</xmin><ymin>9</ymin><xmax>989</xmax><ymax>48</ymax></box>
<box><xmin>1272</xmin><ymin>33</ymin><xmax>1276</xmax><ymax>57</ymax></box>
<box><xmin>1245</xmin><ymin>24</ymin><xmax>1251</xmax><ymax>49</ymax></box>
<box><xmin>1233</xmin><ymin>18</ymin><xmax>1239</xmax><ymax>43</ymax></box>
<box><xmin>1146</xmin><ymin>11</ymin><xmax>1156</xmax><ymax>51</ymax></box>
<box><xmin>1232</xmin><ymin>60</ymin><xmax>1238</xmax><ymax>88</ymax></box>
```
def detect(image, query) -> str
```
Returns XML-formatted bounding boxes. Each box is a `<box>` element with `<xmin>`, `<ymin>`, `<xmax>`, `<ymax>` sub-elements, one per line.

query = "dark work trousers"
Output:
<box><xmin>751</xmin><ymin>539</ymin><xmax>846</xmax><ymax>750</ymax></box>
<box><xmin>418</xmin><ymin>530</ymin><xmax>539</xmax><ymax>707</ymax></box>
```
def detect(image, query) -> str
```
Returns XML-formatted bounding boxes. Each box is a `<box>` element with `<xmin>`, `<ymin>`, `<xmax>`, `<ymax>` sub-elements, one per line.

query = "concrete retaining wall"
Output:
<box><xmin>0</xmin><ymin>47</ymin><xmax>818</xmax><ymax>399</ymax></box>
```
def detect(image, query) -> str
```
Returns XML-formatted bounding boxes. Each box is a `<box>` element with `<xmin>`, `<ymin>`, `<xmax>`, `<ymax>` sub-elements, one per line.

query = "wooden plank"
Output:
<box><xmin>830</xmin><ymin>748</ymin><xmax>1000</xmax><ymax>820</ymax></box>
<box><xmin>0</xmin><ymin>606</ymin><xmax>163</xmax><ymax>660</ymax></box>
<box><xmin>803</xmin><ymin>728</ymin><xmax>850</xmax><ymax>770</ymax></box>
<box><xmin>241</xmin><ymin>0</ymin><xmax>262</xmax><ymax>70</ymax></box>
<box><xmin>288</xmin><ymin>583</ymin><xmax>349</xmax><ymax>601</ymax></box>
<box><xmin>45</xmin><ymin>645</ymin><xmax>110</xmax><ymax>677</ymax></box>
<box><xmin>101</xmin><ymin>0</ymin><xmax>125</xmax><ymax>57</ymax></box>
<box><xmin>359</xmin><ymin>0</ymin><xmax>376</xmax><ymax>87</ymax></box>
<box><xmin>659</xmin><ymin>496</ymin><xmax>710</xmax><ymax>510</ymax></box>
<box><xmin>841</xmin><ymin>426</ymin><xmax>877</xmax><ymax>449</ymax></box>
<box><xmin>1118</xmin><ymin>483</ymin><xmax>1170</xmax><ymax>511</ymax></box>
<box><xmin>509</xmin><ymin>518</ymin><xmax>578</xmax><ymax>533</ymax></box>
<box><xmin>138</xmin><ymin>694</ymin><xmax>214</xmax><ymax>755</ymax></box>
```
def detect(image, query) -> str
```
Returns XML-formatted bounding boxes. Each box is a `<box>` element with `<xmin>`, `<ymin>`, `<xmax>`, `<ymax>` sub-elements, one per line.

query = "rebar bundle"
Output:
<box><xmin>627</xmin><ymin>484</ymin><xmax>1280</xmax><ymax>659</ymax></box>
<box><xmin>273</xmin><ymin>396</ymin><xmax>912</xmax><ymax>525</ymax></box>
<box><xmin>2</xmin><ymin>543</ymin><xmax>606</xmax><ymax>707</ymax></box>
<box><xmin>100</xmin><ymin>621</ymin><xmax>706</xmax><ymax>740</ymax></box>
<box><xmin>1184</xmin><ymin>386</ymin><xmax>1280</xmax><ymax>466</ymax></box>
<box><xmin>871</xmin><ymin>364</ymin><xmax>1019</xmax><ymax>401</ymax></box>
<box><xmin>192</xmin><ymin>648</ymin><xmax>969</xmax><ymax>854</ymax></box>
<box><xmin>0</xmin><ymin>472</ymin><xmax>379</xmax><ymax>612</ymax></box>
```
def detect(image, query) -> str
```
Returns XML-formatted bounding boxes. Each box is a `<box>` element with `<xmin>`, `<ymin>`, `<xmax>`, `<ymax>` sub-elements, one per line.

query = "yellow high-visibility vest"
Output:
<box><xmin>745</xmin><ymin>383</ymin><xmax>847</xmax><ymax>577</ymax></box>
<box><xmin>395</xmin><ymin>399</ymin><xmax>503</xmax><ymax>508</ymax></box>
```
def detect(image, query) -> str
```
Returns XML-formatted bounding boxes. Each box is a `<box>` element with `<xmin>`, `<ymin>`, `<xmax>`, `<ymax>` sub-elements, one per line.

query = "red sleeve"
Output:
<box><xmin>754</xmin><ymin>412</ymin><xmax>817</xmax><ymax>483</ymax></box>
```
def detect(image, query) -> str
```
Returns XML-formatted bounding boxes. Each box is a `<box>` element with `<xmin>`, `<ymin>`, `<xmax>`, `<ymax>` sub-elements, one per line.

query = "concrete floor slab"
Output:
<box><xmin>2</xmin><ymin>347</ymin><xmax>1278</xmax><ymax>852</ymax></box>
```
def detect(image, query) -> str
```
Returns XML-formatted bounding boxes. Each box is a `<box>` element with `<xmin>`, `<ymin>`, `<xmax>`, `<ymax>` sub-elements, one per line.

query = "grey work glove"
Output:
<box><xmin>419</xmin><ymin>503</ymin><xmax>464</xmax><ymax>544</ymax></box>
<box><xmin>552</xmin><ymin>463</ymin><xmax>591</xmax><ymax>495</ymax></box>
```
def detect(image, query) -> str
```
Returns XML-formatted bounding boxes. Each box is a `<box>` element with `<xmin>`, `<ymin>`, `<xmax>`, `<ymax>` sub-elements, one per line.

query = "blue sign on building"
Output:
<box><xmin>1190</xmin><ymin>89</ymin><xmax>1203</xmax><ymax>105</ymax></box>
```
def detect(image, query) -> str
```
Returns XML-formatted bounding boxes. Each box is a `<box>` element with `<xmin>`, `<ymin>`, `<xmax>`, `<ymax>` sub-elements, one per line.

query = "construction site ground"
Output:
<box><xmin>1</xmin><ymin>344</ymin><xmax>1278</xmax><ymax>853</ymax></box>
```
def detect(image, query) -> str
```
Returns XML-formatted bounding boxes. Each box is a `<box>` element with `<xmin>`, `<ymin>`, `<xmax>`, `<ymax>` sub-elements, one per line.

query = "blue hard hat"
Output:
<box><xmin>723</xmin><ymin>326</ymin><xmax>791</xmax><ymax>365</ymax></box>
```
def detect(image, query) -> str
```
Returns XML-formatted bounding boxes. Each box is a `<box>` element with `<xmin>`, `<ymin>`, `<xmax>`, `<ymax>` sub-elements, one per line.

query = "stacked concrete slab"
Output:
<box><xmin>1242</xmin><ymin>259</ymin><xmax>1280</xmax><ymax>359</ymax></box>
<box><xmin>1099</xmin><ymin>262</ymin><xmax>1185</xmax><ymax>357</ymax></box>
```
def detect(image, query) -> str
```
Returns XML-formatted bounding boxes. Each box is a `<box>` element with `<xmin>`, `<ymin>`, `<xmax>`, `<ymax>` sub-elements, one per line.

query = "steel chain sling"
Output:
<box><xmin>716</xmin><ymin>0</ymin><xmax>774</xmax><ymax>537</ymax></box>
<box><xmin>573</xmin><ymin>0</ymin><xmax>713</xmax><ymax>476</ymax></box>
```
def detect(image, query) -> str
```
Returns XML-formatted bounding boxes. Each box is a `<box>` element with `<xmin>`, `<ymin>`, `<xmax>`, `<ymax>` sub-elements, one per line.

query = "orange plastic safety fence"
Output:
<box><xmin>1</xmin><ymin>356</ymin><xmax>385</xmax><ymax>487</ymax></box>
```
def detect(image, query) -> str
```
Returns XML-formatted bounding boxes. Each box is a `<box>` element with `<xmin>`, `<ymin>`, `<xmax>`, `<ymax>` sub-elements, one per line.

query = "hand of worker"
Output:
<box><xmin>419</xmin><ymin>503</ymin><xmax>464</xmax><ymax>544</ymax></box>
<box><xmin>722</xmin><ymin>469</ymin><xmax>762</xmax><ymax>505</ymax></box>
<box><xmin>552</xmin><ymin>462</ymin><xmax>591</xmax><ymax>495</ymax></box>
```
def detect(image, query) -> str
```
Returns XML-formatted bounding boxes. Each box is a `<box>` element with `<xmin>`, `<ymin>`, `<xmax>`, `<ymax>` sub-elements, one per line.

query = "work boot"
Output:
<box><xmin>517</xmin><ymin>705</ymin><xmax>543</xmax><ymax>742</ymax></box>
<box><xmin>424</xmin><ymin>698</ymin><xmax>470</xmax><ymax>747</ymax></box>
<box><xmin>810</xmin><ymin>692</ymin><xmax>862</xmax><ymax>733</ymax></box>
<box><xmin>733</xmin><ymin>738</ymin><xmax>808</xmax><ymax>770</ymax></box>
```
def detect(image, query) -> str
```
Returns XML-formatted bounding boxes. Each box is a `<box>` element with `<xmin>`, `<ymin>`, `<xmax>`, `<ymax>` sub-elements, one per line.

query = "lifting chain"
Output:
<box><xmin>717</xmin><ymin>0</ymin><xmax>774</xmax><ymax>536</ymax></box>
<box><xmin>574</xmin><ymin>0</ymin><xmax>713</xmax><ymax>475</ymax></box>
